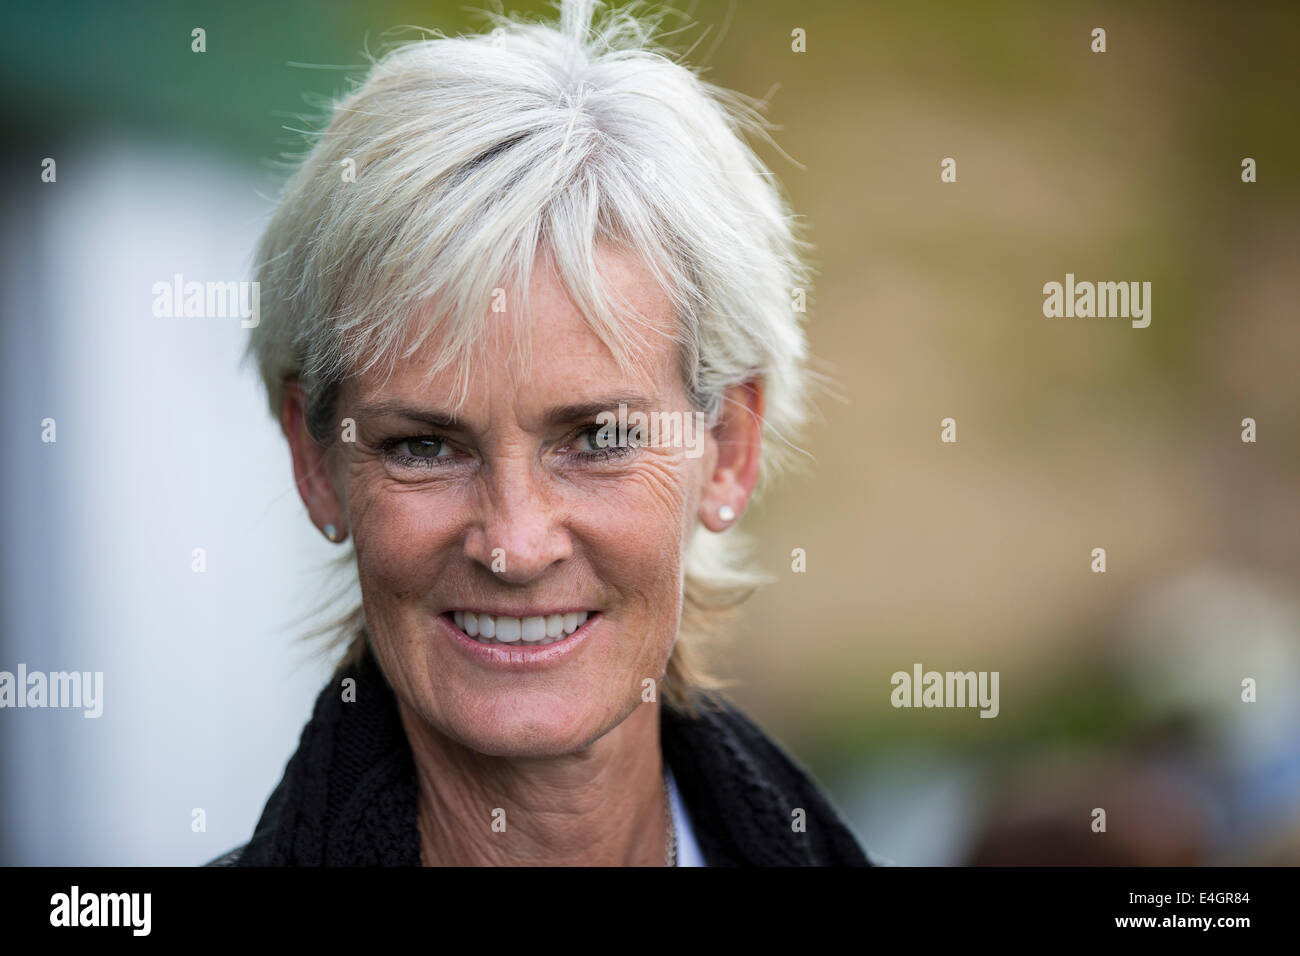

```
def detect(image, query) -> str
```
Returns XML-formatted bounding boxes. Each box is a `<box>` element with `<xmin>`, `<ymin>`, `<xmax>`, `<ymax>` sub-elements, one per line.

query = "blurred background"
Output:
<box><xmin>1</xmin><ymin>0</ymin><xmax>1297</xmax><ymax>865</ymax></box>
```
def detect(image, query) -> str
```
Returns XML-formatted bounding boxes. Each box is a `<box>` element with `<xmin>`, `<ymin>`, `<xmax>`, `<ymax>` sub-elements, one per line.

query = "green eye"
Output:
<box><xmin>579</xmin><ymin>427</ymin><xmax>607</xmax><ymax>449</ymax></box>
<box><xmin>384</xmin><ymin>437</ymin><xmax>454</xmax><ymax>466</ymax></box>
<box><xmin>570</xmin><ymin>425</ymin><xmax>633</xmax><ymax>461</ymax></box>
<box><xmin>406</xmin><ymin>438</ymin><xmax>443</xmax><ymax>458</ymax></box>
<box><xmin>379</xmin><ymin>437</ymin><xmax>462</xmax><ymax>470</ymax></box>
<box><xmin>580</xmin><ymin>426</ymin><xmax>625</xmax><ymax>449</ymax></box>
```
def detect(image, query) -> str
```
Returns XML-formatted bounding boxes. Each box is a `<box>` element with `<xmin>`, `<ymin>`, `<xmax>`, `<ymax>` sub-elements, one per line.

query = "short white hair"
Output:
<box><xmin>248</xmin><ymin>0</ymin><xmax>815</xmax><ymax>711</ymax></box>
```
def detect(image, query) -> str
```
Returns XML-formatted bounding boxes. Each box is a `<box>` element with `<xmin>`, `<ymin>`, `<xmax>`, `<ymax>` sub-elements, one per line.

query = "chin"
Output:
<box><xmin>433</xmin><ymin>687</ymin><xmax>622</xmax><ymax>758</ymax></box>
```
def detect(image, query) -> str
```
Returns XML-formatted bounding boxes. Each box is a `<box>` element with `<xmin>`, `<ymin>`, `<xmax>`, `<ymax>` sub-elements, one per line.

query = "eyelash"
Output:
<box><xmin>381</xmin><ymin>437</ymin><xmax>458</xmax><ymax>468</ymax></box>
<box><xmin>572</xmin><ymin>425</ymin><xmax>636</xmax><ymax>461</ymax></box>
<box><xmin>380</xmin><ymin>426</ymin><xmax>633</xmax><ymax>469</ymax></box>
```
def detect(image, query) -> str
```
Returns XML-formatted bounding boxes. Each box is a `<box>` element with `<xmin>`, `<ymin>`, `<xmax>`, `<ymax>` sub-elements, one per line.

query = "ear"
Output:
<box><xmin>280</xmin><ymin>378</ymin><xmax>348</xmax><ymax>542</ymax></box>
<box><xmin>698</xmin><ymin>379</ymin><xmax>764</xmax><ymax>532</ymax></box>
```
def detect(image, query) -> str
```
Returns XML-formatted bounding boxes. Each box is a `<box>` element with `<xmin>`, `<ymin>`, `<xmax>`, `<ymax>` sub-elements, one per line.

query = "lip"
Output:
<box><xmin>448</xmin><ymin>608</ymin><xmax>593</xmax><ymax>618</ymax></box>
<box><xmin>438</xmin><ymin>611</ymin><xmax>600</xmax><ymax>670</ymax></box>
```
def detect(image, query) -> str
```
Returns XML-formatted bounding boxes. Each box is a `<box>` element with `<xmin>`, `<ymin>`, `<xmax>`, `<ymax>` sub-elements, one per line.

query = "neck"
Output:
<box><xmin>397</xmin><ymin>701</ymin><xmax>670</xmax><ymax>866</ymax></box>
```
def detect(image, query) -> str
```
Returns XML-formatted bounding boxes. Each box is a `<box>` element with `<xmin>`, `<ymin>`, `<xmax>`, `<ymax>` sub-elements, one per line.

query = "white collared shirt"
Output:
<box><xmin>665</xmin><ymin>765</ymin><xmax>706</xmax><ymax>867</ymax></box>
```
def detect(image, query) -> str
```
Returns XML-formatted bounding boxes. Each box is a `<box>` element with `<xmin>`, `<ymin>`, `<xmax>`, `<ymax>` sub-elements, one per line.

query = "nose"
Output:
<box><xmin>464</xmin><ymin>454</ymin><xmax>573</xmax><ymax>583</ymax></box>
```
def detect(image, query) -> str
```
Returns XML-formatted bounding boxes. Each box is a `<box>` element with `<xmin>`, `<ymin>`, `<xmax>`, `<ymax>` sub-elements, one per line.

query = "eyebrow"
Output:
<box><xmin>354</xmin><ymin>400</ymin><xmax>463</xmax><ymax>432</ymax></box>
<box><xmin>354</xmin><ymin>395</ymin><xmax>660</xmax><ymax>433</ymax></box>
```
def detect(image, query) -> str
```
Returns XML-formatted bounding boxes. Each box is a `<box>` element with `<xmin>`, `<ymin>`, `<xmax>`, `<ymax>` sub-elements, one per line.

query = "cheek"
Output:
<box><xmin>347</xmin><ymin>475</ymin><xmax>464</xmax><ymax>595</ymax></box>
<box><xmin>578</xmin><ymin>461</ymin><xmax>695</xmax><ymax>616</ymax></box>
<box><xmin>605</xmin><ymin>457</ymin><xmax>689</xmax><ymax>534</ymax></box>
<box><xmin>346</xmin><ymin>454</ymin><xmax>700</xmax><ymax>611</ymax></box>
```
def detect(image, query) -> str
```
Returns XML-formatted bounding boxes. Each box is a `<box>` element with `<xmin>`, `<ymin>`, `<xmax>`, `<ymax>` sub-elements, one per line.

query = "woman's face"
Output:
<box><xmin>302</xmin><ymin>247</ymin><xmax>754</xmax><ymax>758</ymax></box>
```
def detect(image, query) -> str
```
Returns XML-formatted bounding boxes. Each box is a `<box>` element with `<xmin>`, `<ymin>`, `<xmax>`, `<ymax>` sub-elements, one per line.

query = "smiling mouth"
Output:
<box><xmin>446</xmin><ymin>610</ymin><xmax>594</xmax><ymax>646</ymax></box>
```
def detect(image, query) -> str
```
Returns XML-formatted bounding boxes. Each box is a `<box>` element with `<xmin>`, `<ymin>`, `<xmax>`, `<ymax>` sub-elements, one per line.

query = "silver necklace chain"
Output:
<box><xmin>663</xmin><ymin>768</ymin><xmax>677</xmax><ymax>867</ymax></box>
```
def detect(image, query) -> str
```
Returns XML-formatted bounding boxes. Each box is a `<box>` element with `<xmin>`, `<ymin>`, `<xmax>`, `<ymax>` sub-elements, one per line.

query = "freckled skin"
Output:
<box><xmin>281</xmin><ymin>244</ymin><xmax>764</xmax><ymax>863</ymax></box>
<box><xmin>343</xmin><ymin>265</ymin><xmax>702</xmax><ymax>756</ymax></box>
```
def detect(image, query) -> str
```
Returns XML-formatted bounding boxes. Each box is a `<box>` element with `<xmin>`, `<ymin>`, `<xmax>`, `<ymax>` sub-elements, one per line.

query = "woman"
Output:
<box><xmin>209</xmin><ymin>0</ymin><xmax>870</xmax><ymax>866</ymax></box>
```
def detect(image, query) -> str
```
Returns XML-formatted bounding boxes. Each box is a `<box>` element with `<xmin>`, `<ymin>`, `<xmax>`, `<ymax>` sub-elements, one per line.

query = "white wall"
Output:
<box><xmin>0</xmin><ymin>137</ymin><xmax>341</xmax><ymax>864</ymax></box>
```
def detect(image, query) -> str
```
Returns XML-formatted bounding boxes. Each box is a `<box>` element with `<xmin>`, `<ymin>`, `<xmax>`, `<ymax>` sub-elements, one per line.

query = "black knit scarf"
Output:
<box><xmin>229</xmin><ymin>644</ymin><xmax>870</xmax><ymax>866</ymax></box>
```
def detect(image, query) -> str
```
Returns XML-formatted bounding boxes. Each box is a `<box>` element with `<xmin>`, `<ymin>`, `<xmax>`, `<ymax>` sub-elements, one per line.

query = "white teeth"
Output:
<box><xmin>450</xmin><ymin>611</ymin><xmax>593</xmax><ymax>646</ymax></box>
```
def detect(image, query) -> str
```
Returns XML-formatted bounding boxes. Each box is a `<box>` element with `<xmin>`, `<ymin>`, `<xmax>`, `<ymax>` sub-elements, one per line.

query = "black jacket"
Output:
<box><xmin>206</xmin><ymin>644</ymin><xmax>871</xmax><ymax>866</ymax></box>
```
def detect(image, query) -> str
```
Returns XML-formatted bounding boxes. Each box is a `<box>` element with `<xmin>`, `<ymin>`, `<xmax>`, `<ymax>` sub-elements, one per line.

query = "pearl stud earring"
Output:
<box><xmin>717</xmin><ymin>505</ymin><xmax>735</xmax><ymax>523</ymax></box>
<box><xmin>324</xmin><ymin>524</ymin><xmax>340</xmax><ymax>542</ymax></box>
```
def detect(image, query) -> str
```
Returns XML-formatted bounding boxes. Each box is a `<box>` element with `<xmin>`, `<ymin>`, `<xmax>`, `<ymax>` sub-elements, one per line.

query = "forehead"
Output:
<box><xmin>352</xmin><ymin>245</ymin><xmax>684</xmax><ymax>413</ymax></box>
